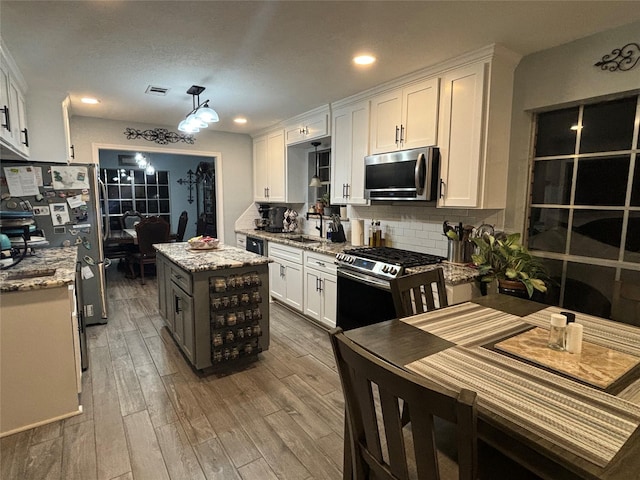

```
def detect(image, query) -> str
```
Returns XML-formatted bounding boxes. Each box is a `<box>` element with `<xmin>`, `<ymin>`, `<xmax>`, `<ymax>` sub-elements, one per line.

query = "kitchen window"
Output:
<box><xmin>527</xmin><ymin>95</ymin><xmax>640</xmax><ymax>321</ymax></box>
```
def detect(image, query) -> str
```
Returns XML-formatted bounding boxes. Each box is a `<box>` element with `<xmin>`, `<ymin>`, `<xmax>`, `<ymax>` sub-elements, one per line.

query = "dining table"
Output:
<box><xmin>344</xmin><ymin>294</ymin><xmax>640</xmax><ymax>480</ymax></box>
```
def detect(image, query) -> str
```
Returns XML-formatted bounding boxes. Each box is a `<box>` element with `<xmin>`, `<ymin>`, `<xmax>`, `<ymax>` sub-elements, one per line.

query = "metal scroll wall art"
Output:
<box><xmin>176</xmin><ymin>169</ymin><xmax>196</xmax><ymax>204</ymax></box>
<box><xmin>594</xmin><ymin>42</ymin><xmax>640</xmax><ymax>72</ymax></box>
<box><xmin>123</xmin><ymin>127</ymin><xmax>195</xmax><ymax>145</ymax></box>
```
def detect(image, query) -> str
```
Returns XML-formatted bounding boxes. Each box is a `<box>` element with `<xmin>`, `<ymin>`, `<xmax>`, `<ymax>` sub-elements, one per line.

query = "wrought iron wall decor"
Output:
<box><xmin>594</xmin><ymin>43</ymin><xmax>640</xmax><ymax>72</ymax></box>
<box><xmin>176</xmin><ymin>169</ymin><xmax>196</xmax><ymax>204</ymax></box>
<box><xmin>123</xmin><ymin>127</ymin><xmax>195</xmax><ymax>145</ymax></box>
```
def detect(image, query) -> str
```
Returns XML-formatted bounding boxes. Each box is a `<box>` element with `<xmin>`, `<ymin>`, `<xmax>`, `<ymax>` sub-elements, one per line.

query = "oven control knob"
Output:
<box><xmin>349</xmin><ymin>257</ymin><xmax>355</xmax><ymax>264</ymax></box>
<box><xmin>382</xmin><ymin>265</ymin><xmax>388</xmax><ymax>273</ymax></box>
<box><xmin>390</xmin><ymin>267</ymin><xmax>398</xmax><ymax>275</ymax></box>
<box><xmin>337</xmin><ymin>254</ymin><xmax>343</xmax><ymax>261</ymax></box>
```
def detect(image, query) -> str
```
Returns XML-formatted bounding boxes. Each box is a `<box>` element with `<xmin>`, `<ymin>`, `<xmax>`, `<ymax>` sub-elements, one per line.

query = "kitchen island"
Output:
<box><xmin>154</xmin><ymin>242</ymin><xmax>271</xmax><ymax>371</ymax></box>
<box><xmin>0</xmin><ymin>247</ymin><xmax>82</xmax><ymax>437</ymax></box>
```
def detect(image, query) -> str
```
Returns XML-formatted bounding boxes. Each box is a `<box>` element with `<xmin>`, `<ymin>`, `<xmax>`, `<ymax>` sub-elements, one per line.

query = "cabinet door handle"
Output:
<box><xmin>175</xmin><ymin>296</ymin><xmax>182</xmax><ymax>314</ymax></box>
<box><xmin>346</xmin><ymin>184</ymin><xmax>350</xmax><ymax>198</ymax></box>
<box><xmin>395</xmin><ymin>125</ymin><xmax>399</xmax><ymax>145</ymax></box>
<box><xmin>439</xmin><ymin>179</ymin><xmax>446</xmax><ymax>199</ymax></box>
<box><xmin>317</xmin><ymin>278</ymin><xmax>323</xmax><ymax>293</ymax></box>
<box><xmin>1</xmin><ymin>105</ymin><xmax>10</xmax><ymax>132</ymax></box>
<box><xmin>70</xmin><ymin>145</ymin><xmax>75</xmax><ymax>159</ymax></box>
<box><xmin>21</xmin><ymin>128</ymin><xmax>29</xmax><ymax>147</ymax></box>
<box><xmin>316</xmin><ymin>261</ymin><xmax>325</xmax><ymax>267</ymax></box>
<box><xmin>400</xmin><ymin>124</ymin><xmax>405</xmax><ymax>144</ymax></box>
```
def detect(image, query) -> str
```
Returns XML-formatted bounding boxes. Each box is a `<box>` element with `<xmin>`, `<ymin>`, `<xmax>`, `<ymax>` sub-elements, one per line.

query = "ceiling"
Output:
<box><xmin>2</xmin><ymin>1</ymin><xmax>640</xmax><ymax>136</ymax></box>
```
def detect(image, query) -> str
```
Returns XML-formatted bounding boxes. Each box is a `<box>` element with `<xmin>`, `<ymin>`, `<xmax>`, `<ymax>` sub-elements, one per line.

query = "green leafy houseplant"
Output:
<box><xmin>471</xmin><ymin>233</ymin><xmax>549</xmax><ymax>298</ymax></box>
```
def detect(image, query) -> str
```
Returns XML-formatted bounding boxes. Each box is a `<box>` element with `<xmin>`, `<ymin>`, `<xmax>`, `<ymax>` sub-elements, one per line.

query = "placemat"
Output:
<box><xmin>495</xmin><ymin>327</ymin><xmax>640</xmax><ymax>390</ymax></box>
<box><xmin>523</xmin><ymin>307</ymin><xmax>640</xmax><ymax>357</ymax></box>
<box><xmin>401</xmin><ymin>302</ymin><xmax>529</xmax><ymax>346</ymax></box>
<box><xmin>406</xmin><ymin>346</ymin><xmax>640</xmax><ymax>467</ymax></box>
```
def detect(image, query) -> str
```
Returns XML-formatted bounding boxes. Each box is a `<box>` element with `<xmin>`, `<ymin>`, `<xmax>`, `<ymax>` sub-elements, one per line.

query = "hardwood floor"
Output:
<box><xmin>1</xmin><ymin>268</ymin><xmax>344</xmax><ymax>480</ymax></box>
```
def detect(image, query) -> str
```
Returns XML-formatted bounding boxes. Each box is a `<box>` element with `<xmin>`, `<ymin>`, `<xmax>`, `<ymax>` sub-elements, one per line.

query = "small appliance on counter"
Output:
<box><xmin>0</xmin><ymin>209</ymin><xmax>36</xmax><ymax>269</ymax></box>
<box><xmin>254</xmin><ymin>203</ymin><xmax>271</xmax><ymax>230</ymax></box>
<box><xmin>266</xmin><ymin>206</ymin><xmax>287</xmax><ymax>233</ymax></box>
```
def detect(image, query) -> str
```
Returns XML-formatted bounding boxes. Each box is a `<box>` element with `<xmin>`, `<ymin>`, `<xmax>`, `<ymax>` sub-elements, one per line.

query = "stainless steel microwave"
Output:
<box><xmin>364</xmin><ymin>146</ymin><xmax>440</xmax><ymax>201</ymax></box>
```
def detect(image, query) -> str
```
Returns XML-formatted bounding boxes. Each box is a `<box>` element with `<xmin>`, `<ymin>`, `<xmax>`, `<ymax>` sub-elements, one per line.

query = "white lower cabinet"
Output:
<box><xmin>268</xmin><ymin>243</ymin><xmax>304</xmax><ymax>312</ymax></box>
<box><xmin>303</xmin><ymin>251</ymin><xmax>337</xmax><ymax>328</ymax></box>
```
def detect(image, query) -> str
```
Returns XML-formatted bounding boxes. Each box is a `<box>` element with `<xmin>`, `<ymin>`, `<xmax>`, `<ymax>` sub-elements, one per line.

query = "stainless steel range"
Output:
<box><xmin>336</xmin><ymin>247</ymin><xmax>445</xmax><ymax>330</ymax></box>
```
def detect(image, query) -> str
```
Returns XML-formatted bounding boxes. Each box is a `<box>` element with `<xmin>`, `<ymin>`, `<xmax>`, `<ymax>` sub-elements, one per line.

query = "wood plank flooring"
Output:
<box><xmin>1</xmin><ymin>269</ymin><xmax>344</xmax><ymax>480</ymax></box>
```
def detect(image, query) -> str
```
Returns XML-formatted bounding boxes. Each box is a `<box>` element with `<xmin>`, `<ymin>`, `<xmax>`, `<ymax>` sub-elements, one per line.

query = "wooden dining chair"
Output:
<box><xmin>120</xmin><ymin>210</ymin><xmax>144</xmax><ymax>230</ymax></box>
<box><xmin>329</xmin><ymin>327</ymin><xmax>478</xmax><ymax>480</ymax></box>
<box><xmin>127</xmin><ymin>216</ymin><xmax>170</xmax><ymax>284</ymax></box>
<box><xmin>390</xmin><ymin>268</ymin><xmax>448</xmax><ymax>319</ymax></box>
<box><xmin>175</xmin><ymin>210</ymin><xmax>188</xmax><ymax>242</ymax></box>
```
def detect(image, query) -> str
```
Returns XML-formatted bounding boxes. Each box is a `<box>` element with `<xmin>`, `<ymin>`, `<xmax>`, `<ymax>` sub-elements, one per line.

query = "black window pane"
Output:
<box><xmin>135</xmin><ymin>186</ymin><xmax>146</xmax><ymax>197</ymax></box>
<box><xmin>564</xmin><ymin>262</ymin><xmax>614</xmax><ymax>318</ymax></box>
<box><xmin>158</xmin><ymin>186</ymin><xmax>169</xmax><ymax>198</ymax></box>
<box><xmin>157</xmin><ymin>171</ymin><xmax>169</xmax><ymax>184</ymax></box>
<box><xmin>133</xmin><ymin>170</ymin><xmax>145</xmax><ymax>184</ymax></box>
<box><xmin>574</xmin><ymin>156</ymin><xmax>629</xmax><ymax>205</ymax></box>
<box><xmin>580</xmin><ymin>97</ymin><xmax>637</xmax><ymax>153</ymax></box>
<box><xmin>531</xmin><ymin>159</ymin><xmax>573</xmax><ymax>204</ymax></box>
<box><xmin>121</xmin><ymin>201</ymin><xmax>133</xmax><ymax>212</ymax></box>
<box><xmin>108</xmin><ymin>200</ymin><xmax>120</xmax><ymax>215</ymax></box>
<box><xmin>535</xmin><ymin>257</ymin><xmax>564</xmax><ymax>306</ymax></box>
<box><xmin>535</xmin><ymin>107</ymin><xmax>579</xmax><ymax>157</ymax></box>
<box><xmin>105</xmin><ymin>169</ymin><xmax>119</xmax><ymax>182</ymax></box>
<box><xmin>159</xmin><ymin>200</ymin><xmax>170</xmax><ymax>213</ymax></box>
<box><xmin>570</xmin><ymin>210</ymin><xmax>623</xmax><ymax>259</ymax></box>
<box><xmin>528</xmin><ymin>208</ymin><xmax>568</xmax><ymax>253</ymax></box>
<box><xmin>624</xmin><ymin>212</ymin><xmax>640</xmax><ymax>263</ymax></box>
<box><xmin>136</xmin><ymin>201</ymin><xmax>146</xmax><ymax>213</ymax></box>
<box><xmin>109</xmin><ymin>217</ymin><xmax>120</xmax><ymax>231</ymax></box>
<box><xmin>632</xmin><ymin>162</ymin><xmax>640</xmax><ymax>206</ymax></box>
<box><xmin>107</xmin><ymin>185</ymin><xmax>119</xmax><ymax>198</ymax></box>
<box><xmin>147</xmin><ymin>186</ymin><xmax>158</xmax><ymax>199</ymax></box>
<box><xmin>148</xmin><ymin>202</ymin><xmax>159</xmax><ymax>213</ymax></box>
<box><xmin>120</xmin><ymin>185</ymin><xmax>133</xmax><ymax>199</ymax></box>
<box><xmin>146</xmin><ymin>173</ymin><xmax>158</xmax><ymax>185</ymax></box>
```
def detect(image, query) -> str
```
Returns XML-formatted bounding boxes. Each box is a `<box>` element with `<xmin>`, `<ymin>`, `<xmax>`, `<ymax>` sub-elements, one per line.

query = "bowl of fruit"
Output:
<box><xmin>187</xmin><ymin>235</ymin><xmax>220</xmax><ymax>250</ymax></box>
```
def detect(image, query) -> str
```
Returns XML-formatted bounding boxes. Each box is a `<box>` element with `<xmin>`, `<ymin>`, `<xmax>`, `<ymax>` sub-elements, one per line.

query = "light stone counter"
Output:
<box><xmin>0</xmin><ymin>247</ymin><xmax>77</xmax><ymax>292</ymax></box>
<box><xmin>154</xmin><ymin>242</ymin><xmax>271</xmax><ymax>273</ymax></box>
<box><xmin>236</xmin><ymin>229</ymin><xmax>479</xmax><ymax>286</ymax></box>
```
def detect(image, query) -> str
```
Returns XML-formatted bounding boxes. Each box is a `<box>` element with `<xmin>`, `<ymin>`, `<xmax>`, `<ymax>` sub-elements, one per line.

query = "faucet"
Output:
<box><xmin>315</xmin><ymin>218</ymin><xmax>323</xmax><ymax>239</ymax></box>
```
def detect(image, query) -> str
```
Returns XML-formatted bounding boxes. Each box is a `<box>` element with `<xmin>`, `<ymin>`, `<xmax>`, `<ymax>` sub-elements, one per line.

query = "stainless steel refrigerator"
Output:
<box><xmin>0</xmin><ymin>161</ymin><xmax>108</xmax><ymax>325</ymax></box>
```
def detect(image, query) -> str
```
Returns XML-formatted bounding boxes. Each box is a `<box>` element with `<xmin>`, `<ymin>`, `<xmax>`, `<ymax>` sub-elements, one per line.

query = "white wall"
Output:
<box><xmin>70</xmin><ymin>116</ymin><xmax>253</xmax><ymax>245</ymax></box>
<box><xmin>504</xmin><ymin>20</ymin><xmax>640</xmax><ymax>233</ymax></box>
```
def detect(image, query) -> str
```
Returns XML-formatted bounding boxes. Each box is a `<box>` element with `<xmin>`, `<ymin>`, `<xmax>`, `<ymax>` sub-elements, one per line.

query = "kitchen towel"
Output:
<box><xmin>351</xmin><ymin>219</ymin><xmax>364</xmax><ymax>246</ymax></box>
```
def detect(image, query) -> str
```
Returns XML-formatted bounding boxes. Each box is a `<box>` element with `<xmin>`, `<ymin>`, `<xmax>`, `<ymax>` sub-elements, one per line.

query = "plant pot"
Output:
<box><xmin>498</xmin><ymin>279</ymin><xmax>529</xmax><ymax>299</ymax></box>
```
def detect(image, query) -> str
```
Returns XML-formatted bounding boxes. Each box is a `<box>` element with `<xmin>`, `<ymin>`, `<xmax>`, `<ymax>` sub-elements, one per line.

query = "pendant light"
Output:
<box><xmin>178</xmin><ymin>85</ymin><xmax>219</xmax><ymax>133</ymax></box>
<box><xmin>309</xmin><ymin>141</ymin><xmax>322</xmax><ymax>187</ymax></box>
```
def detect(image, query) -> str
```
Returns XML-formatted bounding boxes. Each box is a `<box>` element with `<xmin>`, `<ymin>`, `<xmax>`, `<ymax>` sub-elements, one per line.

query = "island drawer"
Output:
<box><xmin>170</xmin><ymin>264</ymin><xmax>192</xmax><ymax>294</ymax></box>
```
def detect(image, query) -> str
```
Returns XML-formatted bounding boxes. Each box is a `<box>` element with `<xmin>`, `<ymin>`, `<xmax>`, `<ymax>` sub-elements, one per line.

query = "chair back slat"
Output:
<box><xmin>176</xmin><ymin>211</ymin><xmax>188</xmax><ymax>242</ymax></box>
<box><xmin>391</xmin><ymin>269</ymin><xmax>448</xmax><ymax>319</ymax></box>
<box><xmin>330</xmin><ymin>327</ymin><xmax>477</xmax><ymax>480</ymax></box>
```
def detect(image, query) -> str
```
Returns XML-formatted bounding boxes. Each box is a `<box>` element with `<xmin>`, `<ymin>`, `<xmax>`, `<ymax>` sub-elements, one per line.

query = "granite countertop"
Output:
<box><xmin>154</xmin><ymin>242</ymin><xmax>271</xmax><ymax>273</ymax></box>
<box><xmin>407</xmin><ymin>263</ymin><xmax>479</xmax><ymax>286</ymax></box>
<box><xmin>236</xmin><ymin>229</ymin><xmax>352</xmax><ymax>255</ymax></box>
<box><xmin>236</xmin><ymin>229</ymin><xmax>479</xmax><ymax>285</ymax></box>
<box><xmin>0</xmin><ymin>247</ymin><xmax>77</xmax><ymax>292</ymax></box>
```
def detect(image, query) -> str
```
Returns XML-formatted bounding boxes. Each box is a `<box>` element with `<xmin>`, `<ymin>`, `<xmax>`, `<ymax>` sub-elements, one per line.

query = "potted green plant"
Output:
<box><xmin>316</xmin><ymin>192</ymin><xmax>330</xmax><ymax>215</ymax></box>
<box><xmin>471</xmin><ymin>232</ymin><xmax>549</xmax><ymax>298</ymax></box>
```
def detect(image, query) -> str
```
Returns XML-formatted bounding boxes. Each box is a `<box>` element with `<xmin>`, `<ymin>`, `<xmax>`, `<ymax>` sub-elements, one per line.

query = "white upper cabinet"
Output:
<box><xmin>331</xmin><ymin>100</ymin><xmax>369</xmax><ymax>205</ymax></box>
<box><xmin>0</xmin><ymin>41</ymin><xmax>29</xmax><ymax>159</ymax></box>
<box><xmin>253</xmin><ymin>128</ymin><xmax>305</xmax><ymax>203</ymax></box>
<box><xmin>284</xmin><ymin>105</ymin><xmax>330</xmax><ymax>145</ymax></box>
<box><xmin>437</xmin><ymin>47</ymin><xmax>519</xmax><ymax>208</ymax></box>
<box><xmin>369</xmin><ymin>77</ymin><xmax>439</xmax><ymax>154</ymax></box>
<box><xmin>253</xmin><ymin>129</ymin><xmax>285</xmax><ymax>202</ymax></box>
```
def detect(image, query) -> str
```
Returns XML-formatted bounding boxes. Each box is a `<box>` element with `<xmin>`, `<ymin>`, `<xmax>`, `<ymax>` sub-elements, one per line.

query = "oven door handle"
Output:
<box><xmin>337</xmin><ymin>268</ymin><xmax>391</xmax><ymax>291</ymax></box>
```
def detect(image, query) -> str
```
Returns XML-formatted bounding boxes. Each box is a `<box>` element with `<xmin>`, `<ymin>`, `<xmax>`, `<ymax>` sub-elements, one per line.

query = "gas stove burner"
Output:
<box><xmin>337</xmin><ymin>247</ymin><xmax>445</xmax><ymax>280</ymax></box>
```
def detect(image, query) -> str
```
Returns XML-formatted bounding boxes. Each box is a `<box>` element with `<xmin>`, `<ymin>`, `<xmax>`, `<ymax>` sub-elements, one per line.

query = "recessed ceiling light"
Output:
<box><xmin>234</xmin><ymin>117</ymin><xmax>247</xmax><ymax>124</ymax></box>
<box><xmin>81</xmin><ymin>97</ymin><xmax>100</xmax><ymax>104</ymax></box>
<box><xmin>353</xmin><ymin>54</ymin><xmax>376</xmax><ymax>66</ymax></box>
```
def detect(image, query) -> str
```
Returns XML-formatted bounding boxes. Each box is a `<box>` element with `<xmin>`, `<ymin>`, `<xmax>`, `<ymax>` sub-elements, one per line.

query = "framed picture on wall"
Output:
<box><xmin>118</xmin><ymin>155</ymin><xmax>139</xmax><ymax>166</ymax></box>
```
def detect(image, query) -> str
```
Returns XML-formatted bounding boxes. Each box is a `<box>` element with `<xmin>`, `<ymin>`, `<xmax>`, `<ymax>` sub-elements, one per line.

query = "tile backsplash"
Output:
<box><xmin>342</xmin><ymin>204</ymin><xmax>504</xmax><ymax>257</ymax></box>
